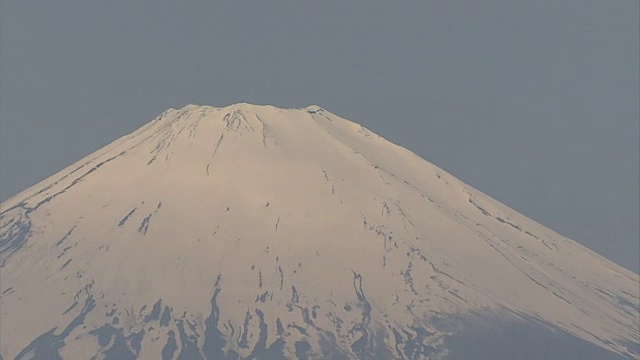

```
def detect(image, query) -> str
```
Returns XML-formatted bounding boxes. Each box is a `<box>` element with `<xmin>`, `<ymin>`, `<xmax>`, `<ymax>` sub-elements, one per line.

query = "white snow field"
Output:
<box><xmin>1</xmin><ymin>104</ymin><xmax>638</xmax><ymax>359</ymax></box>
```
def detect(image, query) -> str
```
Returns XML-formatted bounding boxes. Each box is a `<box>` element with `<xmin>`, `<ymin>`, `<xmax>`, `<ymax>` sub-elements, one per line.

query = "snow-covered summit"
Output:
<box><xmin>1</xmin><ymin>104</ymin><xmax>638</xmax><ymax>359</ymax></box>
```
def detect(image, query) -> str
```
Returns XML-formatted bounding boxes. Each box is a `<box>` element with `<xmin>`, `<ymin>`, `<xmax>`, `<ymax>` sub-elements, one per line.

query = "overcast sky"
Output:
<box><xmin>1</xmin><ymin>0</ymin><xmax>638</xmax><ymax>272</ymax></box>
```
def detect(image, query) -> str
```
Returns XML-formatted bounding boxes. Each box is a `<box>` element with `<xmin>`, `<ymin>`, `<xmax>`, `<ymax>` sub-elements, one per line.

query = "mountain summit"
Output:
<box><xmin>1</xmin><ymin>104</ymin><xmax>638</xmax><ymax>359</ymax></box>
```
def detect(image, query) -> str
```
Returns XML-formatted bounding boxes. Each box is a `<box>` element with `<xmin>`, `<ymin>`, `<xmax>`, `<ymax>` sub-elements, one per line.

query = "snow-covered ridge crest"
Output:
<box><xmin>1</xmin><ymin>104</ymin><xmax>638</xmax><ymax>359</ymax></box>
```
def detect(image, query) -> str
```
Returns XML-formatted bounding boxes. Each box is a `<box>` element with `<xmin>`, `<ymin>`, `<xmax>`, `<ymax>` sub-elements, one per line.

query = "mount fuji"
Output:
<box><xmin>1</xmin><ymin>104</ymin><xmax>638</xmax><ymax>359</ymax></box>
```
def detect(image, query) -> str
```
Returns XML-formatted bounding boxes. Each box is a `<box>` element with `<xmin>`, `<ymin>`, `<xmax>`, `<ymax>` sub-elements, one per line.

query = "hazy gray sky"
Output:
<box><xmin>1</xmin><ymin>1</ymin><xmax>638</xmax><ymax>272</ymax></box>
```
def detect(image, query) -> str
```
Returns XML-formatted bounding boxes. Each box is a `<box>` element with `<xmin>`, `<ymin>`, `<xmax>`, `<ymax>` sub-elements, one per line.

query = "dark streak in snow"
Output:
<box><xmin>0</xmin><ymin>209</ymin><xmax>33</xmax><ymax>264</ymax></box>
<box><xmin>139</xmin><ymin>214</ymin><xmax>152</xmax><ymax>235</ymax></box>
<box><xmin>26</xmin><ymin>151</ymin><xmax>128</xmax><ymax>215</ymax></box>
<box><xmin>349</xmin><ymin>271</ymin><xmax>372</xmax><ymax>359</ymax></box>
<box><xmin>55</xmin><ymin>225</ymin><xmax>77</xmax><ymax>247</ymax></box>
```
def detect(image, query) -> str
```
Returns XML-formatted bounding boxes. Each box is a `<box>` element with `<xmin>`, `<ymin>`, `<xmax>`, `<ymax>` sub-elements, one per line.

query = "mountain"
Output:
<box><xmin>1</xmin><ymin>104</ymin><xmax>638</xmax><ymax>360</ymax></box>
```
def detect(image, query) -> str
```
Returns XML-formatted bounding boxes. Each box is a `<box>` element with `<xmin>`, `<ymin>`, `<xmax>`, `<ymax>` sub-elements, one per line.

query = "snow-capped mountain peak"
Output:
<box><xmin>1</xmin><ymin>104</ymin><xmax>638</xmax><ymax>359</ymax></box>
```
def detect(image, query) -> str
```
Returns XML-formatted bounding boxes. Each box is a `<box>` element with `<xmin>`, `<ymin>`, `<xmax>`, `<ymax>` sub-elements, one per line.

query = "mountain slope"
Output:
<box><xmin>1</xmin><ymin>104</ymin><xmax>638</xmax><ymax>359</ymax></box>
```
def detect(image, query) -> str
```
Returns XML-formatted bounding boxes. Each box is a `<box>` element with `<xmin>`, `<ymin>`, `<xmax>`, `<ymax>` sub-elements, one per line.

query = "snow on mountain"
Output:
<box><xmin>1</xmin><ymin>103</ymin><xmax>638</xmax><ymax>359</ymax></box>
